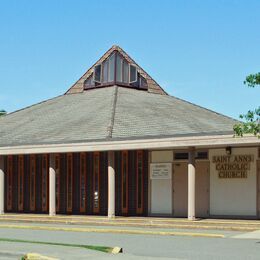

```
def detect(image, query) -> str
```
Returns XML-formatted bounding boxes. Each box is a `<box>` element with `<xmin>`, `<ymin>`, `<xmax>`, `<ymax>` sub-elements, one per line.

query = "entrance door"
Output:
<box><xmin>173</xmin><ymin>161</ymin><xmax>209</xmax><ymax>218</ymax></box>
<box><xmin>195</xmin><ymin>161</ymin><xmax>210</xmax><ymax>218</ymax></box>
<box><xmin>173</xmin><ymin>162</ymin><xmax>188</xmax><ymax>217</ymax></box>
<box><xmin>150</xmin><ymin>163</ymin><xmax>172</xmax><ymax>215</ymax></box>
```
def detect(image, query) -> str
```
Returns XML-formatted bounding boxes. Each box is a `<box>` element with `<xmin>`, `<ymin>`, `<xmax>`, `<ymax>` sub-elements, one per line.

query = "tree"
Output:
<box><xmin>233</xmin><ymin>73</ymin><xmax>260</xmax><ymax>138</ymax></box>
<box><xmin>244</xmin><ymin>72</ymin><xmax>260</xmax><ymax>87</ymax></box>
<box><xmin>0</xmin><ymin>110</ymin><xmax>6</xmax><ymax>116</ymax></box>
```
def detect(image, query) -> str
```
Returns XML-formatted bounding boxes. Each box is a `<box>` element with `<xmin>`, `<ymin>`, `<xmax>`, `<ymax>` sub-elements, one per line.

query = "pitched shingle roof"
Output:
<box><xmin>0</xmin><ymin>86</ymin><xmax>237</xmax><ymax>147</ymax></box>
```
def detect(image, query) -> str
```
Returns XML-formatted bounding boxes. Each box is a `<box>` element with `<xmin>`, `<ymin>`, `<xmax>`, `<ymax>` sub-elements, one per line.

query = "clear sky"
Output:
<box><xmin>0</xmin><ymin>0</ymin><xmax>259</xmax><ymax>119</ymax></box>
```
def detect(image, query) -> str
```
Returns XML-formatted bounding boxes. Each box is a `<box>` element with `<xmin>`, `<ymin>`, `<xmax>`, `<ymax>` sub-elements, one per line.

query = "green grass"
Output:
<box><xmin>0</xmin><ymin>238</ymin><xmax>113</xmax><ymax>253</ymax></box>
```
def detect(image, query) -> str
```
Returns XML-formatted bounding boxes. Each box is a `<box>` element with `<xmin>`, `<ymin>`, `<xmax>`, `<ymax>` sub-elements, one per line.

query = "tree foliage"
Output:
<box><xmin>244</xmin><ymin>72</ymin><xmax>260</xmax><ymax>88</ymax></box>
<box><xmin>234</xmin><ymin>72</ymin><xmax>260</xmax><ymax>138</ymax></box>
<box><xmin>0</xmin><ymin>110</ymin><xmax>6</xmax><ymax>116</ymax></box>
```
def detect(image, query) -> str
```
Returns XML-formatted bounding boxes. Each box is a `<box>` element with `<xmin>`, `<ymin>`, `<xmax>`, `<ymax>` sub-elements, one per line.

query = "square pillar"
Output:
<box><xmin>108</xmin><ymin>151</ymin><xmax>115</xmax><ymax>218</ymax></box>
<box><xmin>0</xmin><ymin>156</ymin><xmax>4</xmax><ymax>214</ymax></box>
<box><xmin>49</xmin><ymin>154</ymin><xmax>56</xmax><ymax>216</ymax></box>
<box><xmin>188</xmin><ymin>147</ymin><xmax>196</xmax><ymax>220</ymax></box>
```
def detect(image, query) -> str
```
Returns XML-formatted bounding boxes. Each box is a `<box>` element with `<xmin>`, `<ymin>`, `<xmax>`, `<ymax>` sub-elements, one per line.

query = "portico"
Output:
<box><xmin>0</xmin><ymin>134</ymin><xmax>258</xmax><ymax>219</ymax></box>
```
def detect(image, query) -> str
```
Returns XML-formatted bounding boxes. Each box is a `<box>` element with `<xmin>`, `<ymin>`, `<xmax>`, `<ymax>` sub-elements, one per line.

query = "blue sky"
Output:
<box><xmin>0</xmin><ymin>0</ymin><xmax>259</xmax><ymax>119</ymax></box>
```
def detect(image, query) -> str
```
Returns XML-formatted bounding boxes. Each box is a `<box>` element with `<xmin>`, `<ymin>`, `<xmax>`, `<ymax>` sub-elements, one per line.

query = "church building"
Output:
<box><xmin>0</xmin><ymin>45</ymin><xmax>259</xmax><ymax>219</ymax></box>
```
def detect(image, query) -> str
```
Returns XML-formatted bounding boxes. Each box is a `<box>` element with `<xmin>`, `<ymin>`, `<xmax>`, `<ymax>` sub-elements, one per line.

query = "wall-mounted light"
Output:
<box><xmin>226</xmin><ymin>146</ymin><xmax>232</xmax><ymax>155</ymax></box>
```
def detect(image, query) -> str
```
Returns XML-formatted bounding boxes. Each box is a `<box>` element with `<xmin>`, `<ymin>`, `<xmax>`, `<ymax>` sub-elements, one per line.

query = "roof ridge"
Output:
<box><xmin>106</xmin><ymin>86</ymin><xmax>118</xmax><ymax>138</ymax></box>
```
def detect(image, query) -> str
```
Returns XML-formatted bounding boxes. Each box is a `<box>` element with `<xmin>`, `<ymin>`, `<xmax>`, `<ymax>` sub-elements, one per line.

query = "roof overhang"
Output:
<box><xmin>0</xmin><ymin>134</ymin><xmax>259</xmax><ymax>155</ymax></box>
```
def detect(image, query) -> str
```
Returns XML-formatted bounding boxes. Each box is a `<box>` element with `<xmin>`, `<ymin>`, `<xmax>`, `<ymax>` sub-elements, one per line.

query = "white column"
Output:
<box><xmin>0</xmin><ymin>156</ymin><xmax>4</xmax><ymax>214</ymax></box>
<box><xmin>108</xmin><ymin>151</ymin><xmax>115</xmax><ymax>218</ymax></box>
<box><xmin>188</xmin><ymin>147</ymin><xmax>196</xmax><ymax>220</ymax></box>
<box><xmin>49</xmin><ymin>154</ymin><xmax>56</xmax><ymax>216</ymax></box>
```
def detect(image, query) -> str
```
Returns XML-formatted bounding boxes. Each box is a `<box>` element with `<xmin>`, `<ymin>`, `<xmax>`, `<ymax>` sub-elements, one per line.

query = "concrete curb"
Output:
<box><xmin>3</xmin><ymin>214</ymin><xmax>260</xmax><ymax>224</ymax></box>
<box><xmin>2</xmin><ymin>215</ymin><xmax>260</xmax><ymax>226</ymax></box>
<box><xmin>0</xmin><ymin>224</ymin><xmax>224</xmax><ymax>238</ymax></box>
<box><xmin>0</xmin><ymin>218</ymin><xmax>258</xmax><ymax>232</ymax></box>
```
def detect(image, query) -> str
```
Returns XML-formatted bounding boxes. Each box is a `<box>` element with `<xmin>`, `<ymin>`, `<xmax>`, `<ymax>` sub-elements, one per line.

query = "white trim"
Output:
<box><xmin>94</xmin><ymin>64</ymin><xmax>102</xmax><ymax>83</ymax></box>
<box><xmin>0</xmin><ymin>134</ymin><xmax>259</xmax><ymax>155</ymax></box>
<box><xmin>129</xmin><ymin>64</ymin><xmax>138</xmax><ymax>83</ymax></box>
<box><xmin>108</xmin><ymin>52</ymin><xmax>115</xmax><ymax>83</ymax></box>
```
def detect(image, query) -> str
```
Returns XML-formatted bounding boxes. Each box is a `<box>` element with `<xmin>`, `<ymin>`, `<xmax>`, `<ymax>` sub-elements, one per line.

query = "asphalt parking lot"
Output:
<box><xmin>0</xmin><ymin>222</ymin><xmax>260</xmax><ymax>259</ymax></box>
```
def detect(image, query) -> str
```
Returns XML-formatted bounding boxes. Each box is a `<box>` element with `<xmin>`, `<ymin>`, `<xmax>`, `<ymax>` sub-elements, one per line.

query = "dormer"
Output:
<box><xmin>84</xmin><ymin>51</ymin><xmax>148</xmax><ymax>90</ymax></box>
<box><xmin>66</xmin><ymin>45</ymin><xmax>167</xmax><ymax>95</ymax></box>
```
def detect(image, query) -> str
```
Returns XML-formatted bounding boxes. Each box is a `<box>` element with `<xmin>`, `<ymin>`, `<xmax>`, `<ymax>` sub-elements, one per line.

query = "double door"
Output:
<box><xmin>173</xmin><ymin>161</ymin><xmax>210</xmax><ymax>218</ymax></box>
<box><xmin>150</xmin><ymin>161</ymin><xmax>209</xmax><ymax>217</ymax></box>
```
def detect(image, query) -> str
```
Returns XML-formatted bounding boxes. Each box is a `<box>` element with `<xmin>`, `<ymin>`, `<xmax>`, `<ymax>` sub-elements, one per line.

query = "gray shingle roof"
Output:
<box><xmin>0</xmin><ymin>86</ymin><xmax>237</xmax><ymax>147</ymax></box>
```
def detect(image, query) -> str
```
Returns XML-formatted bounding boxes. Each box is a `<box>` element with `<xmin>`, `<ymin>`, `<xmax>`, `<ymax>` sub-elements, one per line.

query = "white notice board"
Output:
<box><xmin>150</xmin><ymin>163</ymin><xmax>172</xmax><ymax>179</ymax></box>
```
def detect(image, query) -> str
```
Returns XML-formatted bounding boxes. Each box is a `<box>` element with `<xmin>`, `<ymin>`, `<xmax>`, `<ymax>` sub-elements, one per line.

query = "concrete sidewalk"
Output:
<box><xmin>0</xmin><ymin>221</ymin><xmax>229</xmax><ymax>238</ymax></box>
<box><xmin>0</xmin><ymin>214</ymin><xmax>260</xmax><ymax>232</ymax></box>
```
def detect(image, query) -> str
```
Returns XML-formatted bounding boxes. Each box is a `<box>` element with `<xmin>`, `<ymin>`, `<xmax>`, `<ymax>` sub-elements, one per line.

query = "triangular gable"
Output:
<box><xmin>65</xmin><ymin>45</ymin><xmax>167</xmax><ymax>95</ymax></box>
